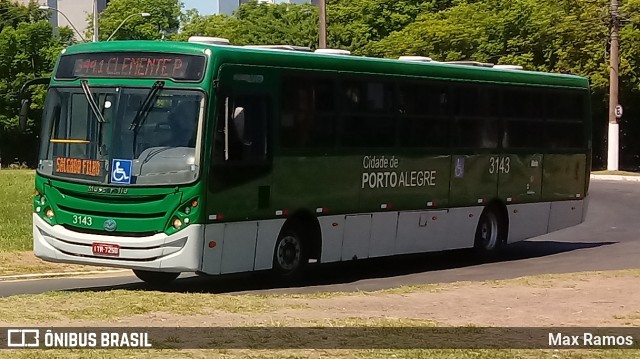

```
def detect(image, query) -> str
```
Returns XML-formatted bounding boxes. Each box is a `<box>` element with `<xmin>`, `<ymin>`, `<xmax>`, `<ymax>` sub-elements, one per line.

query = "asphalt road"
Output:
<box><xmin>1</xmin><ymin>179</ymin><xmax>638</xmax><ymax>297</ymax></box>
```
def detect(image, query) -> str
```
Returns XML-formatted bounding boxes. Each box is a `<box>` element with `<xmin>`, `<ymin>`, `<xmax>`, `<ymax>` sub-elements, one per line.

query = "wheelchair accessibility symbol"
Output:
<box><xmin>111</xmin><ymin>159</ymin><xmax>132</xmax><ymax>184</ymax></box>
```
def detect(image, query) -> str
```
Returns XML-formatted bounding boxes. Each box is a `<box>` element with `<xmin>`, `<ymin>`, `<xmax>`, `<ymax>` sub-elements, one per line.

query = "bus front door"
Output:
<box><xmin>202</xmin><ymin>65</ymin><xmax>276</xmax><ymax>275</ymax></box>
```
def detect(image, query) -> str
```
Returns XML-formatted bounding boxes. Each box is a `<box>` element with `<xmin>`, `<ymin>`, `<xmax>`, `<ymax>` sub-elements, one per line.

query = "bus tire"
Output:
<box><xmin>473</xmin><ymin>206</ymin><xmax>504</xmax><ymax>256</ymax></box>
<box><xmin>133</xmin><ymin>269</ymin><xmax>180</xmax><ymax>285</ymax></box>
<box><xmin>272</xmin><ymin>225</ymin><xmax>308</xmax><ymax>282</ymax></box>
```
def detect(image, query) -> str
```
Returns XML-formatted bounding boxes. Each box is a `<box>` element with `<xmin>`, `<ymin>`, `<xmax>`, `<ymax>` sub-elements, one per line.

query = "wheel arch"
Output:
<box><xmin>280</xmin><ymin>209</ymin><xmax>322</xmax><ymax>261</ymax></box>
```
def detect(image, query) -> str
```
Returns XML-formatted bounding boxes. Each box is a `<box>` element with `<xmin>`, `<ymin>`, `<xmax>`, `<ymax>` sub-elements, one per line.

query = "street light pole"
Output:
<box><xmin>38</xmin><ymin>6</ymin><xmax>87</xmax><ymax>42</ymax></box>
<box><xmin>93</xmin><ymin>0</ymin><xmax>99</xmax><ymax>42</ymax></box>
<box><xmin>608</xmin><ymin>0</ymin><xmax>620</xmax><ymax>171</ymax></box>
<box><xmin>318</xmin><ymin>0</ymin><xmax>326</xmax><ymax>49</ymax></box>
<box><xmin>107</xmin><ymin>13</ymin><xmax>151</xmax><ymax>41</ymax></box>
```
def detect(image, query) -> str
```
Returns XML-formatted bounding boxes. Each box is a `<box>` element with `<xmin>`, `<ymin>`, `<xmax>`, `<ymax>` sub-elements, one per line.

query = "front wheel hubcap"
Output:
<box><xmin>276</xmin><ymin>235</ymin><xmax>301</xmax><ymax>271</ymax></box>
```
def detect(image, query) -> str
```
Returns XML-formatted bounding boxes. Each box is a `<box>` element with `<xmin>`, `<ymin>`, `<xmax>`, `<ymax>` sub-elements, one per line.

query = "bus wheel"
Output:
<box><xmin>133</xmin><ymin>270</ymin><xmax>180</xmax><ymax>285</ymax></box>
<box><xmin>474</xmin><ymin>207</ymin><xmax>503</xmax><ymax>255</ymax></box>
<box><xmin>272</xmin><ymin>226</ymin><xmax>308</xmax><ymax>281</ymax></box>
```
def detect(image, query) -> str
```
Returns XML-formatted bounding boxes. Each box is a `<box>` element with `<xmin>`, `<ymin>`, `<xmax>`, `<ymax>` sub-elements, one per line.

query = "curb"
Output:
<box><xmin>0</xmin><ymin>269</ymin><xmax>129</xmax><ymax>282</ymax></box>
<box><xmin>590</xmin><ymin>174</ymin><xmax>640</xmax><ymax>182</ymax></box>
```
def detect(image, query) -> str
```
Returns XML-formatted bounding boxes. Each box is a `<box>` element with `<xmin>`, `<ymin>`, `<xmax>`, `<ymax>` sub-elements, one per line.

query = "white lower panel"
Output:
<box><xmin>396</xmin><ymin>212</ymin><xmax>425</xmax><ymax>255</ymax></box>
<box><xmin>420</xmin><ymin>211</ymin><xmax>448</xmax><ymax>252</ymax></box>
<box><xmin>446</xmin><ymin>207</ymin><xmax>483</xmax><ymax>250</ymax></box>
<box><xmin>548</xmin><ymin>200</ymin><xmax>584</xmax><ymax>233</ymax></box>
<box><xmin>254</xmin><ymin>219</ymin><xmax>286</xmax><ymax>271</ymax></box>
<box><xmin>201</xmin><ymin>223</ymin><xmax>225</xmax><ymax>274</ymax></box>
<box><xmin>369</xmin><ymin>212</ymin><xmax>398</xmax><ymax>258</ymax></box>
<box><xmin>396</xmin><ymin>210</ymin><xmax>448</xmax><ymax>255</ymax></box>
<box><xmin>319</xmin><ymin>215</ymin><xmax>345</xmax><ymax>263</ymax></box>
<box><xmin>507</xmin><ymin>202</ymin><xmax>551</xmax><ymax>243</ymax></box>
<box><xmin>220</xmin><ymin>222</ymin><xmax>258</xmax><ymax>274</ymax></box>
<box><xmin>342</xmin><ymin>214</ymin><xmax>372</xmax><ymax>260</ymax></box>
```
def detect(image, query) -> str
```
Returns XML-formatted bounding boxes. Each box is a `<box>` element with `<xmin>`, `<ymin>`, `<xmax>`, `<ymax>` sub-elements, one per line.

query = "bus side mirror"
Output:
<box><xmin>19</xmin><ymin>98</ymin><xmax>30</xmax><ymax>131</ymax></box>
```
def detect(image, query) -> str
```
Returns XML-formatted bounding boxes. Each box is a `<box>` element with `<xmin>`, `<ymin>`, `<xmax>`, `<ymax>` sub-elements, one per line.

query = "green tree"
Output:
<box><xmin>327</xmin><ymin>0</ymin><xmax>431</xmax><ymax>53</ymax></box>
<box><xmin>0</xmin><ymin>1</ymin><xmax>73</xmax><ymax>166</ymax></box>
<box><xmin>172</xmin><ymin>11</ymin><xmax>239</xmax><ymax>42</ymax></box>
<box><xmin>90</xmin><ymin>0</ymin><xmax>182</xmax><ymax>41</ymax></box>
<box><xmin>363</xmin><ymin>0</ymin><xmax>609</xmax><ymax>77</ymax></box>
<box><xmin>232</xmin><ymin>1</ymin><xmax>318</xmax><ymax>47</ymax></box>
<box><xmin>176</xmin><ymin>1</ymin><xmax>318</xmax><ymax>48</ymax></box>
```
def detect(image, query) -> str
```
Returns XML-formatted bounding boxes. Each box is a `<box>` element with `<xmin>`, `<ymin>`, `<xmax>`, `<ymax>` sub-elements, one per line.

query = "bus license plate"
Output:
<box><xmin>92</xmin><ymin>242</ymin><xmax>120</xmax><ymax>257</ymax></box>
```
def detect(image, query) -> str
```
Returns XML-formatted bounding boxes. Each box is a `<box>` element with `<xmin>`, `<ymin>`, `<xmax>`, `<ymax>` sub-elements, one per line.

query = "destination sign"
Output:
<box><xmin>56</xmin><ymin>53</ymin><xmax>206</xmax><ymax>81</ymax></box>
<box><xmin>54</xmin><ymin>157</ymin><xmax>102</xmax><ymax>177</ymax></box>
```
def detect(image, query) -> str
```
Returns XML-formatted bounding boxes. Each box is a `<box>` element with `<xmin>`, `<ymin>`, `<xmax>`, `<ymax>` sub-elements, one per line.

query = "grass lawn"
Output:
<box><xmin>0</xmin><ymin>169</ymin><xmax>34</xmax><ymax>252</ymax></box>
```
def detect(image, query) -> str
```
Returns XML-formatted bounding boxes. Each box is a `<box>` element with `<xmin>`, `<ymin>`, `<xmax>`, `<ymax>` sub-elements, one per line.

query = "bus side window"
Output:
<box><xmin>502</xmin><ymin>89</ymin><xmax>545</xmax><ymax>149</ymax></box>
<box><xmin>452</xmin><ymin>86</ymin><xmax>498</xmax><ymax>149</ymax></box>
<box><xmin>545</xmin><ymin>92</ymin><xmax>585</xmax><ymax>149</ymax></box>
<box><xmin>280</xmin><ymin>75</ymin><xmax>335</xmax><ymax>149</ymax></box>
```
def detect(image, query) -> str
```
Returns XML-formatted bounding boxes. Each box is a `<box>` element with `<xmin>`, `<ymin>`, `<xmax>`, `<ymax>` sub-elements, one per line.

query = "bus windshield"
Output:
<box><xmin>37</xmin><ymin>86</ymin><xmax>204</xmax><ymax>186</ymax></box>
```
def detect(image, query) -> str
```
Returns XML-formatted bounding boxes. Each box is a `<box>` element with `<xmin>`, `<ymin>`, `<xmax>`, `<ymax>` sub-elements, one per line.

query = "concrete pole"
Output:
<box><xmin>607</xmin><ymin>0</ymin><xmax>620</xmax><ymax>171</ymax></box>
<box><xmin>318</xmin><ymin>0</ymin><xmax>326</xmax><ymax>48</ymax></box>
<box><xmin>93</xmin><ymin>0</ymin><xmax>99</xmax><ymax>42</ymax></box>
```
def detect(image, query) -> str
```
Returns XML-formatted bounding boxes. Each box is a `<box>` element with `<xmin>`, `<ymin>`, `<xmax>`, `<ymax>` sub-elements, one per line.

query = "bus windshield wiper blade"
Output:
<box><xmin>129</xmin><ymin>81</ymin><xmax>165</xmax><ymax>131</ymax></box>
<box><xmin>80</xmin><ymin>80</ymin><xmax>105</xmax><ymax>123</ymax></box>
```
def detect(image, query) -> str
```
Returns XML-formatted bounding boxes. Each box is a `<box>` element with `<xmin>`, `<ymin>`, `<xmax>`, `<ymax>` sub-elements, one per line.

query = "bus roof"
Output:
<box><xmin>61</xmin><ymin>40</ymin><xmax>590</xmax><ymax>89</ymax></box>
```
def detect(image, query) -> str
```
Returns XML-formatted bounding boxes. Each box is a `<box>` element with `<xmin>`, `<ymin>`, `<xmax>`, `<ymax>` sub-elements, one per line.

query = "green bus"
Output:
<box><xmin>23</xmin><ymin>38</ymin><xmax>591</xmax><ymax>285</ymax></box>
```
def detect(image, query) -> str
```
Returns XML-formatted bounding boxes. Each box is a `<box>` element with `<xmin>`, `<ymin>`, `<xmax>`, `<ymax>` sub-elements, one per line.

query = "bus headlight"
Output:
<box><xmin>39</xmin><ymin>196</ymin><xmax>47</xmax><ymax>205</ymax></box>
<box><xmin>166</xmin><ymin>197</ymin><xmax>198</xmax><ymax>234</ymax></box>
<box><xmin>45</xmin><ymin>209</ymin><xmax>54</xmax><ymax>219</ymax></box>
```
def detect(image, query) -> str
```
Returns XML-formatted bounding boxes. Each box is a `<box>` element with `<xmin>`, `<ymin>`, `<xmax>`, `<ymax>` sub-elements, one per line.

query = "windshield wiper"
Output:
<box><xmin>80</xmin><ymin>80</ymin><xmax>105</xmax><ymax>123</ymax></box>
<box><xmin>130</xmin><ymin>81</ymin><xmax>165</xmax><ymax>156</ymax></box>
<box><xmin>129</xmin><ymin>81</ymin><xmax>165</xmax><ymax>131</ymax></box>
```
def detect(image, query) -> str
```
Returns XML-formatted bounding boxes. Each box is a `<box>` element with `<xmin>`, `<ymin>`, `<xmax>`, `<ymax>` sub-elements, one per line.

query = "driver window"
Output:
<box><xmin>214</xmin><ymin>94</ymin><xmax>269</xmax><ymax>163</ymax></box>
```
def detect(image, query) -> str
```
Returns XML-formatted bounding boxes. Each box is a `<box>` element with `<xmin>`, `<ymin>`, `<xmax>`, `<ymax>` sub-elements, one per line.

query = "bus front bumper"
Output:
<box><xmin>33</xmin><ymin>214</ymin><xmax>202</xmax><ymax>272</ymax></box>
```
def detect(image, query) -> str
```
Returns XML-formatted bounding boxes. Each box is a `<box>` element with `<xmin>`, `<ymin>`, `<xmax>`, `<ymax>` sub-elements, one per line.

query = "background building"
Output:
<box><xmin>16</xmin><ymin>0</ymin><xmax>109</xmax><ymax>40</ymax></box>
<box><xmin>217</xmin><ymin>0</ymin><xmax>318</xmax><ymax>16</ymax></box>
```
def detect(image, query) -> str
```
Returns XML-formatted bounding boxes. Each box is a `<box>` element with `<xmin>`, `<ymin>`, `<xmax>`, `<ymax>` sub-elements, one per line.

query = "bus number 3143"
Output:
<box><xmin>489</xmin><ymin>156</ymin><xmax>511</xmax><ymax>174</ymax></box>
<box><xmin>72</xmin><ymin>215</ymin><xmax>93</xmax><ymax>226</ymax></box>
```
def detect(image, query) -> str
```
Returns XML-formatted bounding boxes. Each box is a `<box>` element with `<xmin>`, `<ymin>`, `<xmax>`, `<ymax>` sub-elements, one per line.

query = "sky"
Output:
<box><xmin>182</xmin><ymin>0</ymin><xmax>217</xmax><ymax>15</ymax></box>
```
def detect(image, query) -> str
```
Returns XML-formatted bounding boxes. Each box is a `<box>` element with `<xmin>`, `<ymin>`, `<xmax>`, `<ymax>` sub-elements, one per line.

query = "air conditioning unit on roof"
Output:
<box><xmin>244</xmin><ymin>45</ymin><xmax>312</xmax><ymax>52</ymax></box>
<box><xmin>398</xmin><ymin>56</ymin><xmax>433</xmax><ymax>62</ymax></box>
<box><xmin>188</xmin><ymin>36</ymin><xmax>230</xmax><ymax>45</ymax></box>
<box><xmin>493</xmin><ymin>64</ymin><xmax>524</xmax><ymax>70</ymax></box>
<box><xmin>443</xmin><ymin>61</ymin><xmax>494</xmax><ymax>68</ymax></box>
<box><xmin>314</xmin><ymin>49</ymin><xmax>351</xmax><ymax>55</ymax></box>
